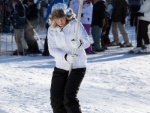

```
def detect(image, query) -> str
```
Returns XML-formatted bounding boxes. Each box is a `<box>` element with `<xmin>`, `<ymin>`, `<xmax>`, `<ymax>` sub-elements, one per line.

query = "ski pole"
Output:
<box><xmin>6</xmin><ymin>34</ymin><xmax>8</xmax><ymax>56</ymax></box>
<box><xmin>11</xmin><ymin>32</ymin><xmax>14</xmax><ymax>56</ymax></box>
<box><xmin>69</xmin><ymin>0</ymin><xmax>84</xmax><ymax>75</ymax></box>
<box><xmin>15</xmin><ymin>31</ymin><xmax>19</xmax><ymax>56</ymax></box>
<box><xmin>26</xmin><ymin>19</ymin><xmax>44</xmax><ymax>48</ymax></box>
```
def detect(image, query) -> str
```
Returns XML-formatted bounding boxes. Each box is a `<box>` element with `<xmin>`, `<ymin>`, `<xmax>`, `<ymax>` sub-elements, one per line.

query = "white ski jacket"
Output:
<box><xmin>138</xmin><ymin>0</ymin><xmax>150</xmax><ymax>21</ymax></box>
<box><xmin>81</xmin><ymin>2</ymin><xmax>93</xmax><ymax>25</ymax></box>
<box><xmin>47</xmin><ymin>19</ymin><xmax>90</xmax><ymax>71</ymax></box>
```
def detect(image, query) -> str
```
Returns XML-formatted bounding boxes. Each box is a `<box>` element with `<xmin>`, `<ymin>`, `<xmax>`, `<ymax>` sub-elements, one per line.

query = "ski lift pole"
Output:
<box><xmin>69</xmin><ymin>0</ymin><xmax>84</xmax><ymax>75</ymax></box>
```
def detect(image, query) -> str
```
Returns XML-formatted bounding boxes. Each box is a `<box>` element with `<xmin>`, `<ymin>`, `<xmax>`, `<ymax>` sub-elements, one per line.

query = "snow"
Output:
<box><xmin>0</xmin><ymin>25</ymin><xmax>150</xmax><ymax>113</ymax></box>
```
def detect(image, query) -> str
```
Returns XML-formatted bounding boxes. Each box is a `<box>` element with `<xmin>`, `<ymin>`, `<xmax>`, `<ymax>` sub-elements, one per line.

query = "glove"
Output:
<box><xmin>134</xmin><ymin>12</ymin><xmax>144</xmax><ymax>17</ymax></box>
<box><xmin>121</xmin><ymin>17</ymin><xmax>126</xmax><ymax>24</ymax></box>
<box><xmin>71</xmin><ymin>39</ymin><xmax>82</xmax><ymax>49</ymax></box>
<box><xmin>64</xmin><ymin>54</ymin><xmax>77</xmax><ymax>63</ymax></box>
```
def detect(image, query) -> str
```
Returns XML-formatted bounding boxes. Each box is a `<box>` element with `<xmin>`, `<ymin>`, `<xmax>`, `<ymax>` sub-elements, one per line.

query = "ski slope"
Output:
<box><xmin>0</xmin><ymin>25</ymin><xmax>150</xmax><ymax>113</ymax></box>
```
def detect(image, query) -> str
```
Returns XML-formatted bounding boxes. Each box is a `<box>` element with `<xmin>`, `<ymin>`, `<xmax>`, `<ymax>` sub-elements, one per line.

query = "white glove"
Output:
<box><xmin>65</xmin><ymin>54</ymin><xmax>77</xmax><ymax>63</ymax></box>
<box><xmin>71</xmin><ymin>39</ymin><xmax>82</xmax><ymax>49</ymax></box>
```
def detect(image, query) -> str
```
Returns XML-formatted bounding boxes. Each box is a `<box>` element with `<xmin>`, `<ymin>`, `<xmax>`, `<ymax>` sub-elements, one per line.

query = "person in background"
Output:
<box><xmin>47</xmin><ymin>3</ymin><xmax>90</xmax><ymax>113</ymax></box>
<box><xmin>69</xmin><ymin>0</ymin><xmax>79</xmax><ymax>16</ymax></box>
<box><xmin>24</xmin><ymin>0</ymin><xmax>41</xmax><ymax>54</ymax></box>
<box><xmin>129</xmin><ymin>0</ymin><xmax>150</xmax><ymax>53</ymax></box>
<box><xmin>11</xmin><ymin>0</ymin><xmax>27</xmax><ymax>55</ymax></box>
<box><xmin>128</xmin><ymin>0</ymin><xmax>141</xmax><ymax>27</ymax></box>
<box><xmin>91</xmin><ymin>0</ymin><xmax>106</xmax><ymax>52</ymax></box>
<box><xmin>110</xmin><ymin>0</ymin><xmax>132</xmax><ymax>47</ymax></box>
<box><xmin>81</xmin><ymin>0</ymin><xmax>96</xmax><ymax>54</ymax></box>
<box><xmin>101</xmin><ymin>0</ymin><xmax>112</xmax><ymax>47</ymax></box>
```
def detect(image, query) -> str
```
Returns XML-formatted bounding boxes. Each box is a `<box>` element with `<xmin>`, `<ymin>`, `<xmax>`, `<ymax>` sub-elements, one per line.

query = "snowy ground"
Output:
<box><xmin>0</xmin><ymin>25</ymin><xmax>150</xmax><ymax>113</ymax></box>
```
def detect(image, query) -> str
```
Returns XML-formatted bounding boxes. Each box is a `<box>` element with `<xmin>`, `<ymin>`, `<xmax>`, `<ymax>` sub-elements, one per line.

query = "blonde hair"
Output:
<box><xmin>49</xmin><ymin>9</ymin><xmax>75</xmax><ymax>28</ymax></box>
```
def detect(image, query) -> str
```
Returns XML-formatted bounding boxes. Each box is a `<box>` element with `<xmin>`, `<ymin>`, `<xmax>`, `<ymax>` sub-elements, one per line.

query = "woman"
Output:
<box><xmin>47</xmin><ymin>3</ymin><xmax>90</xmax><ymax>113</ymax></box>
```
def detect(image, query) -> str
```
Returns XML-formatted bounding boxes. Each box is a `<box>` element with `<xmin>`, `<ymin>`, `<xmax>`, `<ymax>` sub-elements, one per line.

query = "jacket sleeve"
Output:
<box><xmin>47</xmin><ymin>28</ymin><xmax>66</xmax><ymax>60</ymax></box>
<box><xmin>143</xmin><ymin>5</ymin><xmax>150</xmax><ymax>18</ymax></box>
<box><xmin>78</xmin><ymin>22</ymin><xmax>91</xmax><ymax>49</ymax></box>
<box><xmin>144</xmin><ymin>11</ymin><xmax>150</xmax><ymax>18</ymax></box>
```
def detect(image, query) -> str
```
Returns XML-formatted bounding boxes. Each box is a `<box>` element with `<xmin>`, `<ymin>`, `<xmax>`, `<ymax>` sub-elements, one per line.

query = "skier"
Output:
<box><xmin>47</xmin><ymin>3</ymin><xmax>90</xmax><ymax>113</ymax></box>
<box><xmin>128</xmin><ymin>0</ymin><xmax>141</xmax><ymax>27</ymax></box>
<box><xmin>129</xmin><ymin>0</ymin><xmax>150</xmax><ymax>53</ymax></box>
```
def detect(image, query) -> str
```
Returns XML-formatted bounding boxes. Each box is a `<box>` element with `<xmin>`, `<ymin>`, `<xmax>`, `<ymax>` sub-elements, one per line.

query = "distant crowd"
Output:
<box><xmin>0</xmin><ymin>0</ymin><xmax>150</xmax><ymax>56</ymax></box>
<box><xmin>0</xmin><ymin>0</ymin><xmax>49</xmax><ymax>55</ymax></box>
<box><xmin>45</xmin><ymin>0</ymin><xmax>150</xmax><ymax>55</ymax></box>
<box><xmin>68</xmin><ymin>0</ymin><xmax>150</xmax><ymax>54</ymax></box>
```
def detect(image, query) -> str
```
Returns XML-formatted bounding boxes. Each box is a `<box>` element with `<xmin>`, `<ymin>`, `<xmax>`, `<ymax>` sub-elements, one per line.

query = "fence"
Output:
<box><xmin>0</xmin><ymin>33</ymin><xmax>16</xmax><ymax>56</ymax></box>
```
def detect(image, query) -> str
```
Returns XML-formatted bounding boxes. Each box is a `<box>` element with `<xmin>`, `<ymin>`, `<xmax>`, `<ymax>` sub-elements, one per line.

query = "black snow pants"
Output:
<box><xmin>50</xmin><ymin>67</ymin><xmax>86</xmax><ymax>113</ymax></box>
<box><xmin>137</xmin><ymin>20</ymin><xmax>150</xmax><ymax>47</ymax></box>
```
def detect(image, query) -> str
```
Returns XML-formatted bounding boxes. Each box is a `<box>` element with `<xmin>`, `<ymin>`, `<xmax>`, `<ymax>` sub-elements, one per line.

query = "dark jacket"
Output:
<box><xmin>26</xmin><ymin>4</ymin><xmax>38</xmax><ymax>21</ymax></box>
<box><xmin>92</xmin><ymin>0</ymin><xmax>106</xmax><ymax>27</ymax></box>
<box><xmin>128</xmin><ymin>0</ymin><xmax>141</xmax><ymax>12</ymax></box>
<box><xmin>111</xmin><ymin>0</ymin><xmax>128</xmax><ymax>22</ymax></box>
<box><xmin>12</xmin><ymin>1</ymin><xmax>26</xmax><ymax>29</ymax></box>
<box><xmin>128</xmin><ymin>0</ymin><xmax>141</xmax><ymax>6</ymax></box>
